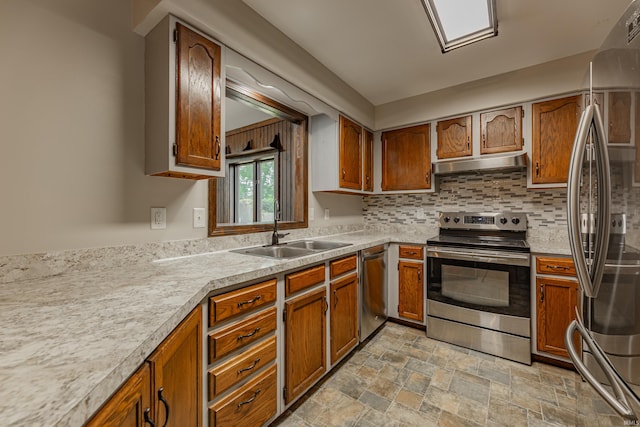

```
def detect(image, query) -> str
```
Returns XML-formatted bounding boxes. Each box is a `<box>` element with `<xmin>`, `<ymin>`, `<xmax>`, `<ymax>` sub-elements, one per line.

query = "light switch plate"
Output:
<box><xmin>193</xmin><ymin>208</ymin><xmax>206</xmax><ymax>228</ymax></box>
<box><xmin>151</xmin><ymin>207</ymin><xmax>166</xmax><ymax>230</ymax></box>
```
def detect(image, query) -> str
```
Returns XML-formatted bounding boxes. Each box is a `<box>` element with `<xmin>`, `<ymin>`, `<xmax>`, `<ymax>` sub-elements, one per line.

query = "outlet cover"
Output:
<box><xmin>151</xmin><ymin>207</ymin><xmax>166</xmax><ymax>230</ymax></box>
<box><xmin>193</xmin><ymin>208</ymin><xmax>206</xmax><ymax>228</ymax></box>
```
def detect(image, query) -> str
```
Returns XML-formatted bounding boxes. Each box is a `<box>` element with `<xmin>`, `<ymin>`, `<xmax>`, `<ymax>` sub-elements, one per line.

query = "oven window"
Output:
<box><xmin>427</xmin><ymin>256</ymin><xmax>530</xmax><ymax>317</ymax></box>
<box><xmin>441</xmin><ymin>265</ymin><xmax>509</xmax><ymax>307</ymax></box>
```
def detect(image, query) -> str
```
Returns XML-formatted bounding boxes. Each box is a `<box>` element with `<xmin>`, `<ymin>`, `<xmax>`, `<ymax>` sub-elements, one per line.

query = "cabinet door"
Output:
<box><xmin>86</xmin><ymin>364</ymin><xmax>152</xmax><ymax>427</ymax></box>
<box><xmin>531</xmin><ymin>95</ymin><xmax>581</xmax><ymax>184</ymax></box>
<box><xmin>609</xmin><ymin>91</ymin><xmax>631</xmax><ymax>143</ymax></box>
<box><xmin>147</xmin><ymin>305</ymin><xmax>202</xmax><ymax>427</ymax></box>
<box><xmin>330</xmin><ymin>273</ymin><xmax>359</xmax><ymax>364</ymax></box>
<box><xmin>284</xmin><ymin>287</ymin><xmax>327</xmax><ymax>404</ymax></box>
<box><xmin>381</xmin><ymin>124</ymin><xmax>431</xmax><ymax>191</ymax></box>
<box><xmin>536</xmin><ymin>277</ymin><xmax>579</xmax><ymax>358</ymax></box>
<box><xmin>175</xmin><ymin>23</ymin><xmax>222</xmax><ymax>171</ymax></box>
<box><xmin>398</xmin><ymin>261</ymin><xmax>424</xmax><ymax>322</ymax></box>
<box><xmin>363</xmin><ymin>129</ymin><xmax>374</xmax><ymax>192</ymax></box>
<box><xmin>437</xmin><ymin>115</ymin><xmax>472</xmax><ymax>159</ymax></box>
<box><xmin>480</xmin><ymin>106</ymin><xmax>522</xmax><ymax>154</ymax></box>
<box><xmin>339</xmin><ymin>115</ymin><xmax>363</xmax><ymax>190</ymax></box>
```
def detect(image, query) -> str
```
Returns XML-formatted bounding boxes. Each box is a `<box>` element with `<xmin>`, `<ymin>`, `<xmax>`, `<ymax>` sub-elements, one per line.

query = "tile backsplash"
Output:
<box><xmin>364</xmin><ymin>171</ymin><xmax>567</xmax><ymax>230</ymax></box>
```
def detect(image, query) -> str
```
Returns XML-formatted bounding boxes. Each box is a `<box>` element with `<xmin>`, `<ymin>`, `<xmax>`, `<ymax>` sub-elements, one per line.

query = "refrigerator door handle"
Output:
<box><xmin>567</xmin><ymin>103</ymin><xmax>611</xmax><ymax>298</ymax></box>
<box><xmin>566</xmin><ymin>313</ymin><xmax>639</xmax><ymax>420</ymax></box>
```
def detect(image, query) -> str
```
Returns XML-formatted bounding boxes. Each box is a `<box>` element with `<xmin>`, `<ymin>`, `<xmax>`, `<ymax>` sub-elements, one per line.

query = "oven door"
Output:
<box><xmin>427</xmin><ymin>246</ymin><xmax>531</xmax><ymax>318</ymax></box>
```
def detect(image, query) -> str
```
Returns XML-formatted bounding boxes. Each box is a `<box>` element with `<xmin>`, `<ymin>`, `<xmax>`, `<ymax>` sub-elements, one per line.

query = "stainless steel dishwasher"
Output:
<box><xmin>360</xmin><ymin>245</ymin><xmax>387</xmax><ymax>341</ymax></box>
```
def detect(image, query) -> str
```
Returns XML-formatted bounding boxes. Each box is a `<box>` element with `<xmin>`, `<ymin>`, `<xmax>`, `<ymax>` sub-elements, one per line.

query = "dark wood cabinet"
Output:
<box><xmin>87</xmin><ymin>306</ymin><xmax>202</xmax><ymax>427</ymax></box>
<box><xmin>381</xmin><ymin>124</ymin><xmax>431</xmax><ymax>191</ymax></box>
<box><xmin>608</xmin><ymin>91</ymin><xmax>631</xmax><ymax>144</ymax></box>
<box><xmin>535</xmin><ymin>256</ymin><xmax>579</xmax><ymax>359</ymax></box>
<box><xmin>531</xmin><ymin>95</ymin><xmax>582</xmax><ymax>184</ymax></box>
<box><xmin>284</xmin><ymin>287</ymin><xmax>327</xmax><ymax>404</ymax></box>
<box><xmin>437</xmin><ymin>115</ymin><xmax>472</xmax><ymax>159</ymax></box>
<box><xmin>330</xmin><ymin>273</ymin><xmax>359</xmax><ymax>364</ymax></box>
<box><xmin>339</xmin><ymin>115</ymin><xmax>363</xmax><ymax>190</ymax></box>
<box><xmin>363</xmin><ymin>129</ymin><xmax>374</xmax><ymax>192</ymax></box>
<box><xmin>480</xmin><ymin>106</ymin><xmax>523</xmax><ymax>154</ymax></box>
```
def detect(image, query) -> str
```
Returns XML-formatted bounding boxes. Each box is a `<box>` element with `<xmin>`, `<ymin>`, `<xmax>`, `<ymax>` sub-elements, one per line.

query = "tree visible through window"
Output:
<box><xmin>233</xmin><ymin>158</ymin><xmax>275</xmax><ymax>224</ymax></box>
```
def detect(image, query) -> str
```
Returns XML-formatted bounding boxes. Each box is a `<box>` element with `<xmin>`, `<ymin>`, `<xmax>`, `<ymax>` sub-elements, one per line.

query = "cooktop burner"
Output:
<box><xmin>428</xmin><ymin>212</ymin><xmax>530</xmax><ymax>253</ymax></box>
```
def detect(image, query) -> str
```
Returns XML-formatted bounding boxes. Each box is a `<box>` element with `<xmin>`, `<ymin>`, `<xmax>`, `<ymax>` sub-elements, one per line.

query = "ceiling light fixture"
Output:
<box><xmin>421</xmin><ymin>0</ymin><xmax>498</xmax><ymax>53</ymax></box>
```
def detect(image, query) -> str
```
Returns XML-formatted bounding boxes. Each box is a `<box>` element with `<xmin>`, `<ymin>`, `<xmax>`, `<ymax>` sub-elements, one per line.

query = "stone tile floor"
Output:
<box><xmin>272</xmin><ymin>322</ymin><xmax>625</xmax><ymax>427</ymax></box>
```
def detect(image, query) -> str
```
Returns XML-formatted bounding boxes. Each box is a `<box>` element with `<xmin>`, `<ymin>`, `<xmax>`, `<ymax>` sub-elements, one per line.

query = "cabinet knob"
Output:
<box><xmin>425</xmin><ymin>172</ymin><xmax>430</xmax><ymax>185</ymax></box>
<box><xmin>535</xmin><ymin>162</ymin><xmax>540</xmax><ymax>177</ymax></box>
<box><xmin>215</xmin><ymin>136</ymin><xmax>221</xmax><ymax>160</ymax></box>
<box><xmin>158</xmin><ymin>388</ymin><xmax>170</xmax><ymax>427</ymax></box>
<box><xmin>342</xmin><ymin>168</ymin><xmax>346</xmax><ymax>178</ymax></box>
<box><xmin>540</xmin><ymin>285</ymin><xmax>545</xmax><ymax>302</ymax></box>
<box><xmin>144</xmin><ymin>408</ymin><xmax>156</xmax><ymax>427</ymax></box>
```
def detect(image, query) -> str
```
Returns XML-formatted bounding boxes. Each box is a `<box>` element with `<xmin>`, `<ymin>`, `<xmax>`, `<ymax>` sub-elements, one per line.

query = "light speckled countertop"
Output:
<box><xmin>0</xmin><ymin>229</ymin><xmax>571</xmax><ymax>426</ymax></box>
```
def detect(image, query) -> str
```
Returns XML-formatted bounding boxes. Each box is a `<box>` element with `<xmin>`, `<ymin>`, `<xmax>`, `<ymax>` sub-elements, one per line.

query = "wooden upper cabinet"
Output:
<box><xmin>531</xmin><ymin>95</ymin><xmax>582</xmax><ymax>185</ymax></box>
<box><xmin>480</xmin><ymin>106</ymin><xmax>523</xmax><ymax>155</ymax></box>
<box><xmin>339</xmin><ymin>115</ymin><xmax>363</xmax><ymax>190</ymax></box>
<box><xmin>363</xmin><ymin>129</ymin><xmax>374</xmax><ymax>192</ymax></box>
<box><xmin>381</xmin><ymin>124</ymin><xmax>431</xmax><ymax>191</ymax></box>
<box><xmin>176</xmin><ymin>23</ymin><xmax>222</xmax><ymax>171</ymax></box>
<box><xmin>437</xmin><ymin>115</ymin><xmax>472</xmax><ymax>159</ymax></box>
<box><xmin>608</xmin><ymin>91</ymin><xmax>631</xmax><ymax>143</ymax></box>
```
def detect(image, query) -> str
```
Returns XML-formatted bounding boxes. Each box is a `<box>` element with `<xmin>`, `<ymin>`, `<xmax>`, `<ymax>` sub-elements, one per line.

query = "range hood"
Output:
<box><xmin>433</xmin><ymin>152</ymin><xmax>528</xmax><ymax>176</ymax></box>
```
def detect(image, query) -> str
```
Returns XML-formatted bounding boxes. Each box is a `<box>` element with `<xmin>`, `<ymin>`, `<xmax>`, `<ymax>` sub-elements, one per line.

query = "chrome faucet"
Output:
<box><xmin>271</xmin><ymin>200</ymin><xmax>289</xmax><ymax>245</ymax></box>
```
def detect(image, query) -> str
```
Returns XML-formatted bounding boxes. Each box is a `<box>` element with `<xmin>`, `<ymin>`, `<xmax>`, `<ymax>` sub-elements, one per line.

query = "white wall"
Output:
<box><xmin>0</xmin><ymin>0</ymin><xmax>363</xmax><ymax>256</ymax></box>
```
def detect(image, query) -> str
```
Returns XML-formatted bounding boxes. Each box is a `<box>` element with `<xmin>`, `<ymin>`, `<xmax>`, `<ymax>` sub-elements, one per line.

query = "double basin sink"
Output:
<box><xmin>231</xmin><ymin>239</ymin><xmax>352</xmax><ymax>259</ymax></box>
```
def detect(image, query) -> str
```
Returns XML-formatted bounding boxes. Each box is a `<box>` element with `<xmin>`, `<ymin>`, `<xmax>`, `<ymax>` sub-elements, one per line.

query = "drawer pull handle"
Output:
<box><xmin>143</xmin><ymin>408</ymin><xmax>155</xmax><ymax>427</ymax></box>
<box><xmin>237</xmin><ymin>327</ymin><xmax>261</xmax><ymax>341</ymax></box>
<box><xmin>237</xmin><ymin>295</ymin><xmax>262</xmax><ymax>308</ymax></box>
<box><xmin>215</xmin><ymin>136</ymin><xmax>221</xmax><ymax>160</ymax></box>
<box><xmin>237</xmin><ymin>358</ymin><xmax>261</xmax><ymax>375</ymax></box>
<box><xmin>158</xmin><ymin>388</ymin><xmax>170</xmax><ymax>427</ymax></box>
<box><xmin>540</xmin><ymin>285</ymin><xmax>545</xmax><ymax>302</ymax></box>
<box><xmin>406</xmin><ymin>251</ymin><xmax>417</xmax><ymax>255</ymax></box>
<box><xmin>237</xmin><ymin>389</ymin><xmax>261</xmax><ymax>408</ymax></box>
<box><xmin>546</xmin><ymin>265</ymin><xmax>570</xmax><ymax>270</ymax></box>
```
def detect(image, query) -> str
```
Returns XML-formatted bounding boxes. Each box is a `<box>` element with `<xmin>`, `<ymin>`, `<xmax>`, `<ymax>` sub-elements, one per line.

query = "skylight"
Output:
<box><xmin>421</xmin><ymin>0</ymin><xmax>498</xmax><ymax>53</ymax></box>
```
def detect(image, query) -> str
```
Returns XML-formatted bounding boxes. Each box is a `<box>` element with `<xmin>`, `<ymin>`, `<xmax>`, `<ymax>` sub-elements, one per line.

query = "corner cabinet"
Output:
<box><xmin>531</xmin><ymin>95</ymin><xmax>581</xmax><ymax>185</ymax></box>
<box><xmin>381</xmin><ymin>124</ymin><xmax>432</xmax><ymax>191</ymax></box>
<box><xmin>311</xmin><ymin>114</ymin><xmax>374</xmax><ymax>194</ymax></box>
<box><xmin>145</xmin><ymin>15</ymin><xmax>225</xmax><ymax>179</ymax></box>
<box><xmin>86</xmin><ymin>305</ymin><xmax>202</xmax><ymax>427</ymax></box>
<box><xmin>534</xmin><ymin>255</ymin><xmax>579</xmax><ymax>359</ymax></box>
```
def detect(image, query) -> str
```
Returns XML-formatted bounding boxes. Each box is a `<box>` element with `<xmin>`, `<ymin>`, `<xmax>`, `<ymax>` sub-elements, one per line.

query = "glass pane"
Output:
<box><xmin>441</xmin><ymin>264</ymin><xmax>509</xmax><ymax>307</ymax></box>
<box><xmin>432</xmin><ymin>0</ymin><xmax>490</xmax><ymax>41</ymax></box>
<box><xmin>236</xmin><ymin>164</ymin><xmax>254</xmax><ymax>224</ymax></box>
<box><xmin>259</xmin><ymin>159</ymin><xmax>275</xmax><ymax>223</ymax></box>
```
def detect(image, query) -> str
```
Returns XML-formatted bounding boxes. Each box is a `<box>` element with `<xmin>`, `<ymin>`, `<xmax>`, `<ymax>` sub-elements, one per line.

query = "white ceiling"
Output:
<box><xmin>242</xmin><ymin>0</ymin><xmax>632</xmax><ymax>106</ymax></box>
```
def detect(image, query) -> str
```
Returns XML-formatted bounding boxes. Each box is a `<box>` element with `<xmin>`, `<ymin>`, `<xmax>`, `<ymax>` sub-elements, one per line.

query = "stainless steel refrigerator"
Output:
<box><xmin>566</xmin><ymin>0</ymin><xmax>640</xmax><ymax>421</ymax></box>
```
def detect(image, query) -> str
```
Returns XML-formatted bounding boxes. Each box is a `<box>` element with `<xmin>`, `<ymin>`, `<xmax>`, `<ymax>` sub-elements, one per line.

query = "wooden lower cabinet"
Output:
<box><xmin>398</xmin><ymin>260</ymin><xmax>424</xmax><ymax>322</ymax></box>
<box><xmin>330</xmin><ymin>272</ymin><xmax>359</xmax><ymax>364</ymax></box>
<box><xmin>209</xmin><ymin>364</ymin><xmax>277</xmax><ymax>427</ymax></box>
<box><xmin>85</xmin><ymin>364</ymin><xmax>152</xmax><ymax>427</ymax></box>
<box><xmin>536</xmin><ymin>276</ymin><xmax>579</xmax><ymax>358</ymax></box>
<box><xmin>284</xmin><ymin>287</ymin><xmax>327</xmax><ymax>404</ymax></box>
<box><xmin>86</xmin><ymin>306</ymin><xmax>202</xmax><ymax>427</ymax></box>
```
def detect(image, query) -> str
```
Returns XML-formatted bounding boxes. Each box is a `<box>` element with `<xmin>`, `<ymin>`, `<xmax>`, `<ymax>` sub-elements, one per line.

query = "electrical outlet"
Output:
<box><xmin>193</xmin><ymin>208</ymin><xmax>206</xmax><ymax>228</ymax></box>
<box><xmin>151</xmin><ymin>207</ymin><xmax>166</xmax><ymax>230</ymax></box>
<box><xmin>324</xmin><ymin>208</ymin><xmax>330</xmax><ymax>220</ymax></box>
<box><xmin>309</xmin><ymin>207</ymin><xmax>315</xmax><ymax>220</ymax></box>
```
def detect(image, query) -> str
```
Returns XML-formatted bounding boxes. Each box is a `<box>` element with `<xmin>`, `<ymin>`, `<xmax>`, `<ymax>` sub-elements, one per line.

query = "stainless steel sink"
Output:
<box><xmin>231</xmin><ymin>240</ymin><xmax>351</xmax><ymax>259</ymax></box>
<box><xmin>285</xmin><ymin>240</ymin><xmax>351</xmax><ymax>251</ymax></box>
<box><xmin>231</xmin><ymin>245</ymin><xmax>316</xmax><ymax>259</ymax></box>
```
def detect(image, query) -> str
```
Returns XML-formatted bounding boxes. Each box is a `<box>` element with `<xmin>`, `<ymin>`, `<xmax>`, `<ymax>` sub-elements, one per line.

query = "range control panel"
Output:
<box><xmin>438</xmin><ymin>212</ymin><xmax>528</xmax><ymax>232</ymax></box>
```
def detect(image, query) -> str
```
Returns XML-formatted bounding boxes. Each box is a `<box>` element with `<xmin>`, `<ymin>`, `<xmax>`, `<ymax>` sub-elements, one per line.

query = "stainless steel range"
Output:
<box><xmin>426</xmin><ymin>212</ymin><xmax>531</xmax><ymax>364</ymax></box>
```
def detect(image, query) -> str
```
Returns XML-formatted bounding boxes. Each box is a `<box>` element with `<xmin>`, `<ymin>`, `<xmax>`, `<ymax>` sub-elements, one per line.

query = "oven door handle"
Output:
<box><xmin>426</xmin><ymin>247</ymin><xmax>530</xmax><ymax>267</ymax></box>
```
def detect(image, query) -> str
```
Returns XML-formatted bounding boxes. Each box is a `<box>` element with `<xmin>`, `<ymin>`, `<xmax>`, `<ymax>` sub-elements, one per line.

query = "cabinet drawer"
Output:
<box><xmin>536</xmin><ymin>256</ymin><xmax>576</xmax><ymax>277</ymax></box>
<box><xmin>209</xmin><ymin>307</ymin><xmax>277</xmax><ymax>363</ymax></box>
<box><xmin>209</xmin><ymin>364</ymin><xmax>277</xmax><ymax>427</ymax></box>
<box><xmin>399</xmin><ymin>245</ymin><xmax>424</xmax><ymax>260</ymax></box>
<box><xmin>330</xmin><ymin>255</ymin><xmax>357</xmax><ymax>278</ymax></box>
<box><xmin>209</xmin><ymin>336</ymin><xmax>277</xmax><ymax>399</ymax></box>
<box><xmin>209</xmin><ymin>279</ymin><xmax>277</xmax><ymax>326</ymax></box>
<box><xmin>285</xmin><ymin>264</ymin><xmax>325</xmax><ymax>296</ymax></box>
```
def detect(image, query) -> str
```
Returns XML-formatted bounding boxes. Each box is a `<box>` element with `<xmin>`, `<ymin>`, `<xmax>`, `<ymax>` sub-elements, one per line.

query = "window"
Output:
<box><xmin>231</xmin><ymin>157</ymin><xmax>275</xmax><ymax>224</ymax></box>
<box><xmin>421</xmin><ymin>0</ymin><xmax>498</xmax><ymax>53</ymax></box>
